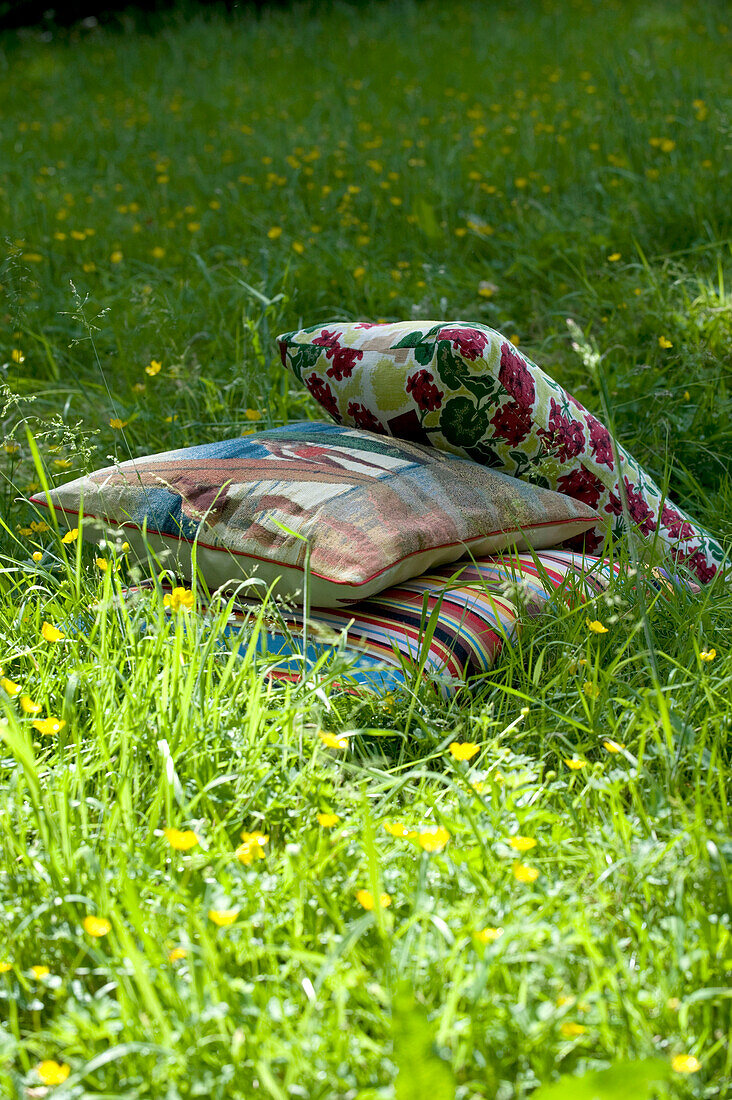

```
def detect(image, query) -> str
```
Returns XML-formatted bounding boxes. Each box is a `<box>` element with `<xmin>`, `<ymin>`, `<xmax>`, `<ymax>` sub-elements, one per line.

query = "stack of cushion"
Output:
<box><xmin>30</xmin><ymin>317</ymin><xmax>719</xmax><ymax>694</ymax></box>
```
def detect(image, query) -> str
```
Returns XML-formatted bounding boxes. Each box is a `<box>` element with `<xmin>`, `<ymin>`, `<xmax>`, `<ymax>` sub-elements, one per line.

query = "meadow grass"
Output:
<box><xmin>1</xmin><ymin>0</ymin><xmax>731</xmax><ymax>1096</ymax></box>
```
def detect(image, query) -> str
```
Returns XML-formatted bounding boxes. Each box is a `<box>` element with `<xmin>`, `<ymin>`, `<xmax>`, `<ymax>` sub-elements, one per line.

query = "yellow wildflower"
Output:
<box><xmin>560</xmin><ymin>1022</ymin><xmax>587</xmax><ymax>1038</ymax></box>
<box><xmin>418</xmin><ymin>826</ymin><xmax>450</xmax><ymax>853</ymax></box>
<box><xmin>145</xmin><ymin>359</ymin><xmax>162</xmax><ymax>376</ymax></box>
<box><xmin>83</xmin><ymin>915</ymin><xmax>111</xmax><ymax>937</ymax></box>
<box><xmin>583</xmin><ymin>681</ymin><xmax>600</xmax><ymax>699</ymax></box>
<box><xmin>0</xmin><ymin>961</ymin><xmax>12</xmax><ymax>973</ymax></box>
<box><xmin>318</xmin><ymin>730</ymin><xmax>349</xmax><ymax>750</ymax></box>
<box><xmin>353</xmin><ymin>266</ymin><xmax>366</xmax><ymax>279</ymax></box>
<box><xmin>356</xmin><ymin>889</ymin><xmax>391</xmax><ymax>911</ymax></box>
<box><xmin>208</xmin><ymin>908</ymin><xmax>239</xmax><ymax>927</ymax></box>
<box><xmin>509</xmin><ymin>835</ymin><xmax>536</xmax><ymax>852</ymax></box>
<box><xmin>41</xmin><ymin>621</ymin><xmax>65</xmax><ymax>642</ymax></box>
<box><xmin>244</xmin><ymin>409</ymin><xmax>261</xmax><ymax>421</ymax></box>
<box><xmin>109</xmin><ymin>418</ymin><xmax>127</xmax><ymax>430</ymax></box>
<box><xmin>565</xmin><ymin>758</ymin><xmax>586</xmax><ymax>771</ymax></box>
<box><xmin>671</xmin><ymin>1054</ymin><xmax>700</xmax><ymax>1074</ymax></box>
<box><xmin>317</xmin><ymin>812</ymin><xmax>340</xmax><ymax>828</ymax></box>
<box><xmin>267</xmin><ymin>226</ymin><xmax>283</xmax><ymax>239</ymax></box>
<box><xmin>292</xmin><ymin>241</ymin><xmax>305</xmax><ymax>254</ymax></box>
<box><xmin>20</xmin><ymin>696</ymin><xmax>42</xmax><ymax>714</ymax></box>
<box><xmin>602</xmin><ymin>739</ymin><xmax>624</xmax><ymax>753</ymax></box>
<box><xmin>61</xmin><ymin>528</ymin><xmax>79</xmax><ymax>544</ymax></box>
<box><xmin>236</xmin><ymin>830</ymin><xmax>269</xmax><ymax>865</ymax></box>
<box><xmin>32</xmin><ymin>717</ymin><xmax>66</xmax><ymax>736</ymax></box>
<box><xmin>383</xmin><ymin>821</ymin><xmax>414</xmax><ymax>838</ymax></box>
<box><xmin>95</xmin><ymin>558</ymin><xmax>108</xmax><ymax>572</ymax></box>
<box><xmin>168</xmin><ymin>947</ymin><xmax>187</xmax><ymax>961</ymax></box>
<box><xmin>699</xmin><ymin>649</ymin><xmax>716</xmax><ymax>662</ymax></box>
<box><xmin>658</xmin><ymin>336</ymin><xmax>673</xmax><ymax>349</ymax></box>
<box><xmin>31</xmin><ymin>965</ymin><xmax>50</xmax><ymax>979</ymax></box>
<box><xmin>53</xmin><ymin>458</ymin><xmax>72</xmax><ymax>469</ymax></box>
<box><xmin>449</xmin><ymin>741</ymin><xmax>479</xmax><ymax>761</ymax></box>
<box><xmin>36</xmin><ymin>1061</ymin><xmax>70</xmax><ymax>1085</ymax></box>
<box><xmin>513</xmin><ymin>863</ymin><xmax>539</xmax><ymax>884</ymax></box>
<box><xmin>607</xmin><ymin>252</ymin><xmax>621</xmax><ymax>262</ymax></box>
<box><xmin>586</xmin><ymin>619</ymin><xmax>608</xmax><ymax>633</ymax></box>
<box><xmin>32</xmin><ymin>552</ymin><xmax>42</xmax><ymax>564</ymax></box>
<box><xmin>474</xmin><ymin>927</ymin><xmax>503</xmax><ymax>944</ymax></box>
<box><xmin>163</xmin><ymin>587</ymin><xmax>194</xmax><ymax>612</ymax></box>
<box><xmin>11</xmin><ymin>348</ymin><xmax>25</xmax><ymax>363</ymax></box>
<box><xmin>151</xmin><ymin>246</ymin><xmax>166</xmax><ymax>259</ymax></box>
<box><xmin>110</xmin><ymin>250</ymin><xmax>123</xmax><ymax>264</ymax></box>
<box><xmin>1</xmin><ymin>677</ymin><xmax>21</xmax><ymax>697</ymax></box>
<box><xmin>164</xmin><ymin>827</ymin><xmax>199</xmax><ymax>851</ymax></box>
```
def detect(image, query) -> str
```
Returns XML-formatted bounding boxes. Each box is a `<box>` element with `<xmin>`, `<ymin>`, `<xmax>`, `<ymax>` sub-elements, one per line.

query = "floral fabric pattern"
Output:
<box><xmin>278</xmin><ymin>320</ymin><xmax>725</xmax><ymax>583</ymax></box>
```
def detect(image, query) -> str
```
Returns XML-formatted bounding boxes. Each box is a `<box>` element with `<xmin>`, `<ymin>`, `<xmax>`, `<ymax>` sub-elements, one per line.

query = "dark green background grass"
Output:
<box><xmin>0</xmin><ymin>2</ymin><xmax>731</xmax><ymax>1097</ymax></box>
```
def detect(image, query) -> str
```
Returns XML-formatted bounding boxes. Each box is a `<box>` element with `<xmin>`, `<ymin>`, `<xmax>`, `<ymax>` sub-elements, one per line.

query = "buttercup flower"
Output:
<box><xmin>36</xmin><ymin>1061</ymin><xmax>70</xmax><ymax>1085</ymax></box>
<box><xmin>356</xmin><ymin>889</ymin><xmax>391</xmax><ymax>911</ymax></box>
<box><xmin>0</xmin><ymin>961</ymin><xmax>12</xmax><ymax>973</ymax></box>
<box><xmin>658</xmin><ymin>336</ymin><xmax>673</xmax><ymax>349</ymax></box>
<box><xmin>1</xmin><ymin>677</ymin><xmax>21</xmax><ymax>697</ymax></box>
<box><xmin>317</xmin><ymin>812</ymin><xmax>340</xmax><ymax>828</ymax></box>
<box><xmin>164</xmin><ymin>827</ymin><xmax>199</xmax><ymax>851</ymax></box>
<box><xmin>565</xmin><ymin>758</ymin><xmax>586</xmax><ymax>770</ymax></box>
<box><xmin>560</xmin><ymin>1022</ymin><xmax>587</xmax><ymax>1038</ymax></box>
<box><xmin>32</xmin><ymin>717</ymin><xmax>66</xmax><ymax>736</ymax></box>
<box><xmin>168</xmin><ymin>947</ymin><xmax>187</xmax><ymax>961</ymax></box>
<box><xmin>449</xmin><ymin>741</ymin><xmax>479</xmax><ymax>761</ymax></box>
<box><xmin>163</xmin><ymin>587</ymin><xmax>194</xmax><ymax>613</ymax></box>
<box><xmin>513</xmin><ymin>863</ymin><xmax>540</xmax><ymax>883</ymax></box>
<box><xmin>31</xmin><ymin>965</ymin><xmax>50</xmax><ymax>979</ymax></box>
<box><xmin>109</xmin><ymin>418</ymin><xmax>127</xmax><ymax>430</ymax></box>
<box><xmin>61</xmin><ymin>528</ymin><xmax>79</xmax><ymax>544</ymax></box>
<box><xmin>418</xmin><ymin>826</ymin><xmax>449</xmax><ymax>853</ymax></box>
<box><xmin>145</xmin><ymin>359</ymin><xmax>162</xmax><ymax>376</ymax></box>
<box><xmin>474</xmin><ymin>927</ymin><xmax>503</xmax><ymax>944</ymax></box>
<box><xmin>41</xmin><ymin>621</ymin><xmax>65</xmax><ymax>642</ymax></box>
<box><xmin>699</xmin><ymin>649</ymin><xmax>716</xmax><ymax>662</ymax></box>
<box><xmin>602</xmin><ymin>739</ymin><xmax>624</xmax><ymax>753</ymax></box>
<box><xmin>32</xmin><ymin>551</ymin><xmax>43</xmax><ymax>562</ymax></box>
<box><xmin>208</xmin><ymin>908</ymin><xmax>239</xmax><ymax>927</ymax></box>
<box><xmin>83</xmin><ymin>915</ymin><xmax>111</xmax><ymax>937</ymax></box>
<box><xmin>586</xmin><ymin>619</ymin><xmax>608</xmax><ymax>633</ymax></box>
<box><xmin>236</xmin><ymin>831</ymin><xmax>268</xmax><ymax>865</ymax></box>
<box><xmin>671</xmin><ymin>1054</ymin><xmax>701</xmax><ymax>1074</ymax></box>
<box><xmin>509</xmin><ymin>835</ymin><xmax>536</xmax><ymax>852</ymax></box>
<box><xmin>383</xmin><ymin>821</ymin><xmax>414</xmax><ymax>838</ymax></box>
<box><xmin>318</xmin><ymin>730</ymin><xmax>349</xmax><ymax>750</ymax></box>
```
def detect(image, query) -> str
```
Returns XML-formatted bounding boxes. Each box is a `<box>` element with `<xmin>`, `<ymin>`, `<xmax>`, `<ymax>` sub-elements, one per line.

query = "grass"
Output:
<box><xmin>1</xmin><ymin>0</ymin><xmax>731</xmax><ymax>1095</ymax></box>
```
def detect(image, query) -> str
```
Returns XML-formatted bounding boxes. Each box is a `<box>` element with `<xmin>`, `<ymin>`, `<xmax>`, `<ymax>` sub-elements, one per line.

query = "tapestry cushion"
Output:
<box><xmin>277</xmin><ymin>320</ymin><xmax>724</xmax><ymax>584</ymax></box>
<box><xmin>29</xmin><ymin>422</ymin><xmax>598</xmax><ymax>608</ymax></box>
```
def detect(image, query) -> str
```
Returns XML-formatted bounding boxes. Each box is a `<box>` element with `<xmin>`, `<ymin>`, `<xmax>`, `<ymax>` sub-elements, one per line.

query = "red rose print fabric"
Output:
<box><xmin>278</xmin><ymin>321</ymin><xmax>726</xmax><ymax>584</ymax></box>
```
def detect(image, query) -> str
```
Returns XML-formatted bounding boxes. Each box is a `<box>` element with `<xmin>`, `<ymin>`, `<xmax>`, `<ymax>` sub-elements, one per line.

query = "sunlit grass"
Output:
<box><xmin>0</xmin><ymin>0</ymin><xmax>731</xmax><ymax>1095</ymax></box>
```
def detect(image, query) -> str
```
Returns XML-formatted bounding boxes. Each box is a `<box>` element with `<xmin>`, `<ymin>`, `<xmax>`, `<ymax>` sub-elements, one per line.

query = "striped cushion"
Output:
<box><xmin>234</xmin><ymin>550</ymin><xmax>627</xmax><ymax>695</ymax></box>
<box><xmin>137</xmin><ymin>550</ymin><xmax>695</xmax><ymax>696</ymax></box>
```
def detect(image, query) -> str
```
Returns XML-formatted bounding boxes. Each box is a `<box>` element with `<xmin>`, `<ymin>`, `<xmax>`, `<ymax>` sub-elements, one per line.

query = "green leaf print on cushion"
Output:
<box><xmin>277</xmin><ymin>320</ymin><xmax>726</xmax><ymax>584</ymax></box>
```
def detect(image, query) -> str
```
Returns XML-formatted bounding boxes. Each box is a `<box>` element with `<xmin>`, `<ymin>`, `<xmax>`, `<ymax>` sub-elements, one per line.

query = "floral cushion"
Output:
<box><xmin>30</xmin><ymin>422</ymin><xmax>598</xmax><ymax>608</ymax></box>
<box><xmin>278</xmin><ymin>320</ymin><xmax>724</xmax><ymax>584</ymax></box>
